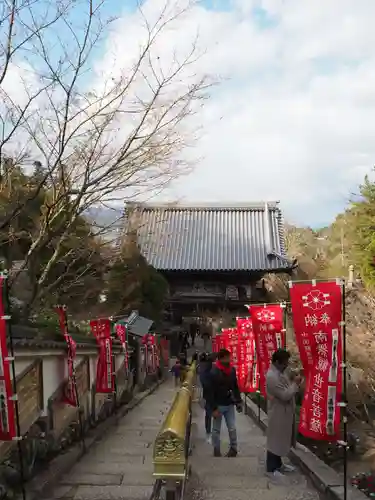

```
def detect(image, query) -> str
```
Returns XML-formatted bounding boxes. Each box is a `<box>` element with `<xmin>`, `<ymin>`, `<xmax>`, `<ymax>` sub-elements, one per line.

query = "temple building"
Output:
<box><xmin>123</xmin><ymin>202</ymin><xmax>295</xmax><ymax>325</ymax></box>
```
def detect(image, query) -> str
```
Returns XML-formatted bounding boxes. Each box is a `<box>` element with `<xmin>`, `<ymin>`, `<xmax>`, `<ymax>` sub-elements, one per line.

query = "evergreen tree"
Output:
<box><xmin>350</xmin><ymin>175</ymin><xmax>375</xmax><ymax>290</ymax></box>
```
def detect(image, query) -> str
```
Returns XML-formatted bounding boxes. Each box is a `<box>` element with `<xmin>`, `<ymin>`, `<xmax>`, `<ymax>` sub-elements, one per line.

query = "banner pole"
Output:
<box><xmin>257</xmin><ymin>382</ymin><xmax>261</xmax><ymax>423</ymax></box>
<box><xmin>111</xmin><ymin>328</ymin><xmax>117</xmax><ymax>412</ymax></box>
<box><xmin>62</xmin><ymin>307</ymin><xmax>86</xmax><ymax>452</ymax></box>
<box><xmin>72</xmin><ymin>373</ymin><xmax>86</xmax><ymax>452</ymax></box>
<box><xmin>3</xmin><ymin>274</ymin><xmax>26</xmax><ymax>500</ymax></box>
<box><xmin>282</xmin><ymin>303</ymin><xmax>287</xmax><ymax>349</ymax></box>
<box><xmin>341</xmin><ymin>282</ymin><xmax>348</xmax><ymax>500</ymax></box>
<box><xmin>112</xmin><ymin>343</ymin><xmax>117</xmax><ymax>411</ymax></box>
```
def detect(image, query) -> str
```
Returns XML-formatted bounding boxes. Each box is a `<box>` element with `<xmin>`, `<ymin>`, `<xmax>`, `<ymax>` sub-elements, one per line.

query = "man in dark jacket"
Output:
<box><xmin>198</xmin><ymin>352</ymin><xmax>217</xmax><ymax>443</ymax></box>
<box><xmin>206</xmin><ymin>349</ymin><xmax>242</xmax><ymax>457</ymax></box>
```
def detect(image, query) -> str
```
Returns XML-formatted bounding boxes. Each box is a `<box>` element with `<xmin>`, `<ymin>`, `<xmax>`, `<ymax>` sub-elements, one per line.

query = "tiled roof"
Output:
<box><xmin>125</xmin><ymin>202</ymin><xmax>292</xmax><ymax>272</ymax></box>
<box><xmin>119</xmin><ymin>314</ymin><xmax>154</xmax><ymax>337</ymax></box>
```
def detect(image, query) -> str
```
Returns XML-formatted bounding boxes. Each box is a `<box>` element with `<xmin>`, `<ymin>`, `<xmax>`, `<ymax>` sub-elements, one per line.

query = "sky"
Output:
<box><xmin>4</xmin><ymin>0</ymin><xmax>375</xmax><ymax>228</ymax></box>
<box><xmin>101</xmin><ymin>0</ymin><xmax>375</xmax><ymax>228</ymax></box>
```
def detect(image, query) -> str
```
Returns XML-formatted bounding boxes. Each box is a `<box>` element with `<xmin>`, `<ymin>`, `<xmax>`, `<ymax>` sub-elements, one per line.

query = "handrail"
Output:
<box><xmin>153</xmin><ymin>361</ymin><xmax>196</xmax><ymax>481</ymax></box>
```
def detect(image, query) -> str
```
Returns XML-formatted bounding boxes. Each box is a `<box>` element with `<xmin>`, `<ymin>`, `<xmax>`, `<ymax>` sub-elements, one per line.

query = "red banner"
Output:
<box><xmin>90</xmin><ymin>319</ymin><xmax>114</xmax><ymax>394</ymax></box>
<box><xmin>115</xmin><ymin>323</ymin><xmax>129</xmax><ymax>374</ymax></box>
<box><xmin>248</xmin><ymin>304</ymin><xmax>285</xmax><ymax>396</ymax></box>
<box><xmin>215</xmin><ymin>332</ymin><xmax>226</xmax><ymax>351</ymax></box>
<box><xmin>142</xmin><ymin>334</ymin><xmax>158</xmax><ymax>373</ymax></box>
<box><xmin>289</xmin><ymin>280</ymin><xmax>343</xmax><ymax>441</ymax></box>
<box><xmin>221</xmin><ymin>328</ymin><xmax>239</xmax><ymax>368</ymax></box>
<box><xmin>0</xmin><ymin>276</ymin><xmax>16</xmax><ymax>441</ymax></box>
<box><xmin>236</xmin><ymin>317</ymin><xmax>258</xmax><ymax>393</ymax></box>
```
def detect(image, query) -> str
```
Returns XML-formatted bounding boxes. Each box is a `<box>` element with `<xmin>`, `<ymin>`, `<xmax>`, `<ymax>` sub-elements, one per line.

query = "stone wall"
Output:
<box><xmin>0</xmin><ymin>338</ymin><xmax>166</xmax><ymax>499</ymax></box>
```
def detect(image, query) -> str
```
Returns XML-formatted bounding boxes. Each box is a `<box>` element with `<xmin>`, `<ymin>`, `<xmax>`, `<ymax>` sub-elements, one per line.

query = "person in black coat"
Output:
<box><xmin>198</xmin><ymin>352</ymin><xmax>216</xmax><ymax>443</ymax></box>
<box><xmin>205</xmin><ymin>348</ymin><xmax>242</xmax><ymax>457</ymax></box>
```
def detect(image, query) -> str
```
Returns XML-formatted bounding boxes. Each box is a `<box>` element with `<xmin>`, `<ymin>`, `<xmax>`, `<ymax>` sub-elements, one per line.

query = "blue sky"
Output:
<box><xmin>7</xmin><ymin>0</ymin><xmax>375</xmax><ymax>228</ymax></box>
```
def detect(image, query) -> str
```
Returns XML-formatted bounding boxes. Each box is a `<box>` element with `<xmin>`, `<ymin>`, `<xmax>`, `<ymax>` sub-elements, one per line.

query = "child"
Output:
<box><xmin>170</xmin><ymin>359</ymin><xmax>182</xmax><ymax>387</ymax></box>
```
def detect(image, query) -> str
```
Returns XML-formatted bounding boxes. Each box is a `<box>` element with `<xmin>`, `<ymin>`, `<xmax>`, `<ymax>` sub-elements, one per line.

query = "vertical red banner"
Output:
<box><xmin>142</xmin><ymin>334</ymin><xmax>157</xmax><ymax>374</ymax></box>
<box><xmin>90</xmin><ymin>319</ymin><xmax>114</xmax><ymax>394</ymax></box>
<box><xmin>249</xmin><ymin>304</ymin><xmax>285</xmax><ymax>397</ymax></box>
<box><xmin>0</xmin><ymin>276</ymin><xmax>16</xmax><ymax>440</ymax></box>
<box><xmin>215</xmin><ymin>332</ymin><xmax>226</xmax><ymax>351</ymax></box>
<box><xmin>221</xmin><ymin>328</ymin><xmax>240</xmax><ymax>372</ymax></box>
<box><xmin>236</xmin><ymin>317</ymin><xmax>257</xmax><ymax>393</ymax></box>
<box><xmin>289</xmin><ymin>280</ymin><xmax>343</xmax><ymax>441</ymax></box>
<box><xmin>115</xmin><ymin>323</ymin><xmax>129</xmax><ymax>374</ymax></box>
<box><xmin>55</xmin><ymin>306</ymin><xmax>77</xmax><ymax>407</ymax></box>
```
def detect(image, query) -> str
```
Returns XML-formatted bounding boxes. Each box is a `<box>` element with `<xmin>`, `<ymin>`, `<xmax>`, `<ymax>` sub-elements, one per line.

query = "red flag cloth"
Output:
<box><xmin>214</xmin><ymin>332</ymin><xmax>226</xmax><ymax>352</ymax></box>
<box><xmin>289</xmin><ymin>280</ymin><xmax>343</xmax><ymax>441</ymax></box>
<box><xmin>90</xmin><ymin>318</ymin><xmax>111</xmax><ymax>341</ymax></box>
<box><xmin>221</xmin><ymin>328</ymin><xmax>240</xmax><ymax>369</ymax></box>
<box><xmin>249</xmin><ymin>304</ymin><xmax>285</xmax><ymax>397</ymax></box>
<box><xmin>55</xmin><ymin>306</ymin><xmax>77</xmax><ymax>406</ymax></box>
<box><xmin>142</xmin><ymin>334</ymin><xmax>157</xmax><ymax>374</ymax></box>
<box><xmin>90</xmin><ymin>319</ymin><xmax>114</xmax><ymax>393</ymax></box>
<box><xmin>0</xmin><ymin>276</ymin><xmax>16</xmax><ymax>440</ymax></box>
<box><xmin>55</xmin><ymin>305</ymin><xmax>68</xmax><ymax>335</ymax></box>
<box><xmin>218</xmin><ymin>333</ymin><xmax>226</xmax><ymax>351</ymax></box>
<box><xmin>115</xmin><ymin>323</ymin><xmax>129</xmax><ymax>374</ymax></box>
<box><xmin>236</xmin><ymin>317</ymin><xmax>258</xmax><ymax>393</ymax></box>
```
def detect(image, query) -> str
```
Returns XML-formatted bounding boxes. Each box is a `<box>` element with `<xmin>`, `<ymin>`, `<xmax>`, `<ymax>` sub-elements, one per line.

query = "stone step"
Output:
<box><xmin>72</xmin><ymin>485</ymin><xmax>153</xmax><ymax>500</ymax></box>
<box><xmin>200</xmin><ymin>488</ymin><xmax>319</xmax><ymax>500</ymax></box>
<box><xmin>73</xmin><ymin>460</ymin><xmax>153</xmax><ymax>475</ymax></box>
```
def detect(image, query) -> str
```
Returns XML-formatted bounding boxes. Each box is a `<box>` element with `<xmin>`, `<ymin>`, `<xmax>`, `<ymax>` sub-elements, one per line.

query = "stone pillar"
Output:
<box><xmin>348</xmin><ymin>265</ymin><xmax>354</xmax><ymax>289</ymax></box>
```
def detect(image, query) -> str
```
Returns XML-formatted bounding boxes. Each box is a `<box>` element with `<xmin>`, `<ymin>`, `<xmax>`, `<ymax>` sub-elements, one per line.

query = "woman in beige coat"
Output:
<box><xmin>266</xmin><ymin>349</ymin><xmax>302</xmax><ymax>481</ymax></box>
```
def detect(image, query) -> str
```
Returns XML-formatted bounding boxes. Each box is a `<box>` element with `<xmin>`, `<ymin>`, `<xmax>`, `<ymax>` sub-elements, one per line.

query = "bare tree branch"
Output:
<box><xmin>1</xmin><ymin>0</ymin><xmax>213</xmax><ymax>309</ymax></box>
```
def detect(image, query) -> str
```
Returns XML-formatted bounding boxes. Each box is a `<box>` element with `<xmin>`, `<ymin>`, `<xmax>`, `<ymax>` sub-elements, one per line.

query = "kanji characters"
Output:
<box><xmin>305</xmin><ymin>314</ymin><xmax>318</xmax><ymax>327</ymax></box>
<box><xmin>313</xmin><ymin>331</ymin><xmax>328</xmax><ymax>343</ymax></box>
<box><xmin>313</xmin><ymin>372</ymin><xmax>324</xmax><ymax>388</ymax></box>
<box><xmin>316</xmin><ymin>357</ymin><xmax>329</xmax><ymax>372</ymax></box>
<box><xmin>312</xmin><ymin>404</ymin><xmax>323</xmax><ymax>419</ymax></box>
<box><xmin>309</xmin><ymin>418</ymin><xmax>323</xmax><ymax>434</ymax></box>
<box><xmin>320</xmin><ymin>312</ymin><xmax>331</xmax><ymax>325</ymax></box>
<box><xmin>312</xmin><ymin>387</ymin><xmax>323</xmax><ymax>404</ymax></box>
<box><xmin>317</xmin><ymin>343</ymin><xmax>328</xmax><ymax>357</ymax></box>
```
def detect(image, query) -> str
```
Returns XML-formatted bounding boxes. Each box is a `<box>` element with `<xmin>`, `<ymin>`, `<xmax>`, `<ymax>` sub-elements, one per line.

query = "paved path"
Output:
<box><xmin>187</xmin><ymin>401</ymin><xmax>322</xmax><ymax>500</ymax></box>
<box><xmin>45</xmin><ymin>382</ymin><xmax>176</xmax><ymax>500</ymax></box>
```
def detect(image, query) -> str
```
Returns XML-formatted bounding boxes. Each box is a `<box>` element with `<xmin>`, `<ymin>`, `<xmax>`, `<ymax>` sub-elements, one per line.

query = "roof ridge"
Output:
<box><xmin>127</xmin><ymin>201</ymin><xmax>280</xmax><ymax>210</ymax></box>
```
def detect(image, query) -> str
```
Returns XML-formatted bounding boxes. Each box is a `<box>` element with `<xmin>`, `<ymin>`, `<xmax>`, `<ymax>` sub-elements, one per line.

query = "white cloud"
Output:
<box><xmin>5</xmin><ymin>0</ymin><xmax>375</xmax><ymax>226</ymax></box>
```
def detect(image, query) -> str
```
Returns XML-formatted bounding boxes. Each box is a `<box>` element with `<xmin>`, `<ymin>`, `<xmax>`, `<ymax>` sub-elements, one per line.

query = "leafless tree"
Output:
<box><xmin>0</xmin><ymin>0</ymin><xmax>212</xmax><ymax>308</ymax></box>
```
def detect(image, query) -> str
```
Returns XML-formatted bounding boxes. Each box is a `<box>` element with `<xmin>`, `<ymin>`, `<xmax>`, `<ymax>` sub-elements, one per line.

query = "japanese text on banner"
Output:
<box><xmin>115</xmin><ymin>323</ymin><xmax>129</xmax><ymax>373</ymax></box>
<box><xmin>236</xmin><ymin>318</ymin><xmax>257</xmax><ymax>393</ymax></box>
<box><xmin>289</xmin><ymin>281</ymin><xmax>343</xmax><ymax>441</ymax></box>
<box><xmin>249</xmin><ymin>305</ymin><xmax>285</xmax><ymax>397</ymax></box>
<box><xmin>221</xmin><ymin>328</ymin><xmax>240</xmax><ymax>372</ymax></box>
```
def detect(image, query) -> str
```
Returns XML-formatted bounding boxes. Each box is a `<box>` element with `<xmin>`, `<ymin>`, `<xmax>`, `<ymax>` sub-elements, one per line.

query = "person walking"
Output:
<box><xmin>206</xmin><ymin>348</ymin><xmax>242</xmax><ymax>457</ymax></box>
<box><xmin>191</xmin><ymin>329</ymin><xmax>196</xmax><ymax>346</ymax></box>
<box><xmin>202</xmin><ymin>329</ymin><xmax>210</xmax><ymax>351</ymax></box>
<box><xmin>198</xmin><ymin>352</ymin><xmax>216</xmax><ymax>443</ymax></box>
<box><xmin>265</xmin><ymin>349</ymin><xmax>302</xmax><ymax>481</ymax></box>
<box><xmin>170</xmin><ymin>359</ymin><xmax>182</xmax><ymax>387</ymax></box>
